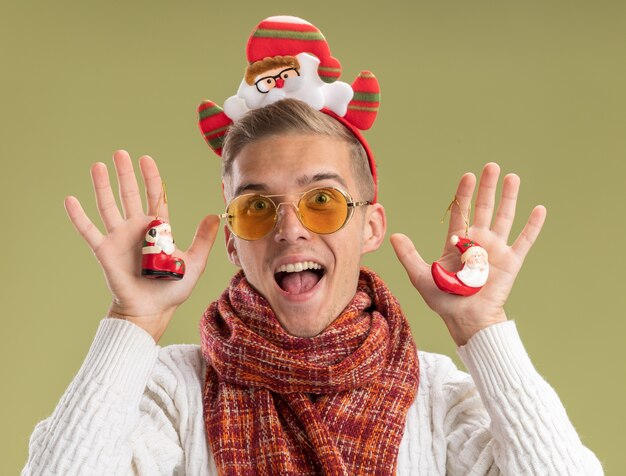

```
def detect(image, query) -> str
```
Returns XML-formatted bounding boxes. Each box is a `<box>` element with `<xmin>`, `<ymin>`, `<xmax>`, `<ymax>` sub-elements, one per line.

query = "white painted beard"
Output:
<box><xmin>157</xmin><ymin>236</ymin><xmax>175</xmax><ymax>255</ymax></box>
<box><xmin>457</xmin><ymin>263</ymin><xmax>489</xmax><ymax>287</ymax></box>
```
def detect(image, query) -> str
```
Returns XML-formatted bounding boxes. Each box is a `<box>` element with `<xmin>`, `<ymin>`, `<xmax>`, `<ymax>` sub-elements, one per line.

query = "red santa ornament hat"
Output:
<box><xmin>246</xmin><ymin>16</ymin><xmax>342</xmax><ymax>83</ymax></box>
<box><xmin>450</xmin><ymin>235</ymin><xmax>486</xmax><ymax>263</ymax></box>
<box><xmin>144</xmin><ymin>219</ymin><xmax>171</xmax><ymax>244</ymax></box>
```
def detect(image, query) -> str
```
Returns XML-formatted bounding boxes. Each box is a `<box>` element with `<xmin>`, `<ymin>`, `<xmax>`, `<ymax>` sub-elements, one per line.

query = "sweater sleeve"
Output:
<box><xmin>21</xmin><ymin>318</ymin><xmax>172</xmax><ymax>475</ymax></box>
<box><xmin>442</xmin><ymin>320</ymin><xmax>603</xmax><ymax>475</ymax></box>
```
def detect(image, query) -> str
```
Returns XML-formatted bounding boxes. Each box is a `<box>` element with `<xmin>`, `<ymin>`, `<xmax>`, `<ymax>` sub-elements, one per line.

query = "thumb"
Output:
<box><xmin>185</xmin><ymin>215</ymin><xmax>221</xmax><ymax>276</ymax></box>
<box><xmin>390</xmin><ymin>233</ymin><xmax>430</xmax><ymax>292</ymax></box>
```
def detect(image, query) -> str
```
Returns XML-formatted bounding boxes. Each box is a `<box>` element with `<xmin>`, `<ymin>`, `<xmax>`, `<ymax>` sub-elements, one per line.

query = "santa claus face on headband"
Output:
<box><xmin>238</xmin><ymin>56</ymin><xmax>312</xmax><ymax>110</ymax></box>
<box><xmin>224</xmin><ymin>53</ymin><xmax>352</xmax><ymax>122</ymax></box>
<box><xmin>241</xmin><ymin>55</ymin><xmax>306</xmax><ymax>107</ymax></box>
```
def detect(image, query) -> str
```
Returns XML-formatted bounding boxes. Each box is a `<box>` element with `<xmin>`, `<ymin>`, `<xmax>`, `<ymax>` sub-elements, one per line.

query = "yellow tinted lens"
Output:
<box><xmin>227</xmin><ymin>194</ymin><xmax>276</xmax><ymax>239</ymax></box>
<box><xmin>299</xmin><ymin>188</ymin><xmax>348</xmax><ymax>234</ymax></box>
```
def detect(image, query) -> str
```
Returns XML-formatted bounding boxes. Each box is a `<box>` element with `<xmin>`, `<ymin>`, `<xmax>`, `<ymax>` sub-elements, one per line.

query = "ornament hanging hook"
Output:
<box><xmin>155</xmin><ymin>181</ymin><xmax>168</xmax><ymax>219</ymax></box>
<box><xmin>440</xmin><ymin>197</ymin><xmax>471</xmax><ymax>238</ymax></box>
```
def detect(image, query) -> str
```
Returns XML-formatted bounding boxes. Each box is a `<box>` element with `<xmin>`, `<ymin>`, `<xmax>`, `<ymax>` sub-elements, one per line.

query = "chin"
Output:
<box><xmin>271</xmin><ymin>294</ymin><xmax>334</xmax><ymax>338</ymax></box>
<box><xmin>280</xmin><ymin>315</ymin><xmax>328</xmax><ymax>338</ymax></box>
<box><xmin>273</xmin><ymin>300</ymin><xmax>326</xmax><ymax>336</ymax></box>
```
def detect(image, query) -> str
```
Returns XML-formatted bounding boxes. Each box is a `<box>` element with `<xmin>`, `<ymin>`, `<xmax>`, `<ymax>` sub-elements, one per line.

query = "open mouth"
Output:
<box><xmin>274</xmin><ymin>261</ymin><xmax>325</xmax><ymax>295</ymax></box>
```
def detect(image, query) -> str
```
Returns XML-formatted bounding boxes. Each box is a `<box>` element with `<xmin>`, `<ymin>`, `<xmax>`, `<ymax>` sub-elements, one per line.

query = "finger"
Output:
<box><xmin>64</xmin><ymin>196</ymin><xmax>104</xmax><ymax>252</ymax></box>
<box><xmin>492</xmin><ymin>173</ymin><xmax>520</xmax><ymax>241</ymax></box>
<box><xmin>390</xmin><ymin>233</ymin><xmax>430</xmax><ymax>291</ymax></box>
<box><xmin>512</xmin><ymin>205</ymin><xmax>547</xmax><ymax>260</ymax></box>
<box><xmin>90</xmin><ymin>162</ymin><xmax>123</xmax><ymax>232</ymax></box>
<box><xmin>139</xmin><ymin>155</ymin><xmax>169</xmax><ymax>220</ymax></box>
<box><xmin>184</xmin><ymin>215</ymin><xmax>221</xmax><ymax>277</ymax></box>
<box><xmin>112</xmin><ymin>150</ymin><xmax>144</xmax><ymax>218</ymax></box>
<box><xmin>473</xmin><ymin>163</ymin><xmax>500</xmax><ymax>229</ymax></box>
<box><xmin>447</xmin><ymin>173</ymin><xmax>476</xmax><ymax>238</ymax></box>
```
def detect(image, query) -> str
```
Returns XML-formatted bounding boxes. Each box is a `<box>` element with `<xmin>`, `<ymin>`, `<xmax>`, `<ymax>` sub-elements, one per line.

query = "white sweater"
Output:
<box><xmin>22</xmin><ymin>319</ymin><xmax>602</xmax><ymax>475</ymax></box>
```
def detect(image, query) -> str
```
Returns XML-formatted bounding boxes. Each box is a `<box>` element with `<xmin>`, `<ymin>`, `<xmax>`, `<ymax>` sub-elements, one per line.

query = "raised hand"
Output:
<box><xmin>390</xmin><ymin>163</ymin><xmax>546</xmax><ymax>346</ymax></box>
<box><xmin>64</xmin><ymin>150</ymin><xmax>220</xmax><ymax>342</ymax></box>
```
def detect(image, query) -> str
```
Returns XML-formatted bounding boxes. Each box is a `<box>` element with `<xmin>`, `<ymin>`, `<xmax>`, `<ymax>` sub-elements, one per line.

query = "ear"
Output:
<box><xmin>361</xmin><ymin>203</ymin><xmax>387</xmax><ymax>254</ymax></box>
<box><xmin>224</xmin><ymin>225</ymin><xmax>242</xmax><ymax>267</ymax></box>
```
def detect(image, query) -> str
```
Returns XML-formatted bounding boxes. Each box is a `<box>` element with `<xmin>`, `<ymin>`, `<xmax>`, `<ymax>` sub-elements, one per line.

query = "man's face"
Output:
<box><xmin>224</xmin><ymin>134</ymin><xmax>385</xmax><ymax>337</ymax></box>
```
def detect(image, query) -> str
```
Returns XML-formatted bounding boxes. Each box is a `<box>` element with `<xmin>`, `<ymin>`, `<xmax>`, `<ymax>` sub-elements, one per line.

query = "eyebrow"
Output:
<box><xmin>232</xmin><ymin>182</ymin><xmax>267</xmax><ymax>198</ymax></box>
<box><xmin>233</xmin><ymin>172</ymin><xmax>349</xmax><ymax>198</ymax></box>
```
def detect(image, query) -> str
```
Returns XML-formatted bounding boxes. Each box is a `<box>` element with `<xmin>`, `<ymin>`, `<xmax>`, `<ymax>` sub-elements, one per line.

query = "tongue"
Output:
<box><xmin>281</xmin><ymin>270</ymin><xmax>320</xmax><ymax>294</ymax></box>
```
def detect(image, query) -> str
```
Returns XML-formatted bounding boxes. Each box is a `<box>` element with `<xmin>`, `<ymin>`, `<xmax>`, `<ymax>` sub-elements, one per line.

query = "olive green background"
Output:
<box><xmin>2</xmin><ymin>0</ymin><xmax>624</xmax><ymax>473</ymax></box>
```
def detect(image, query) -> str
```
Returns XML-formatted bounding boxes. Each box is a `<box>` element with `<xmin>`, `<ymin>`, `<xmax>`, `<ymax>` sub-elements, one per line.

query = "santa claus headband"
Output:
<box><xmin>197</xmin><ymin>15</ymin><xmax>381</xmax><ymax>202</ymax></box>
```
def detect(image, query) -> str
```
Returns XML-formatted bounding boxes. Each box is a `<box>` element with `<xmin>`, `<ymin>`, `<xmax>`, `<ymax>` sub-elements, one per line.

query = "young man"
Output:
<box><xmin>22</xmin><ymin>99</ymin><xmax>602</xmax><ymax>474</ymax></box>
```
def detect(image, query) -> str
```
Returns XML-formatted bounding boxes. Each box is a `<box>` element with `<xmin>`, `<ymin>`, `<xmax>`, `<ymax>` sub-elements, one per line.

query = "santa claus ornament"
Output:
<box><xmin>431</xmin><ymin>201</ymin><xmax>489</xmax><ymax>296</ymax></box>
<box><xmin>197</xmin><ymin>15</ymin><xmax>381</xmax><ymax>200</ymax></box>
<box><xmin>141</xmin><ymin>184</ymin><xmax>185</xmax><ymax>280</ymax></box>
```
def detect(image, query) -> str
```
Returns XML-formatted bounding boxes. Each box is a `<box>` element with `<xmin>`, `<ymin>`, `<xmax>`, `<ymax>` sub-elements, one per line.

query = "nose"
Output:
<box><xmin>275</xmin><ymin>77</ymin><xmax>285</xmax><ymax>89</ymax></box>
<box><xmin>273</xmin><ymin>202</ymin><xmax>311</xmax><ymax>243</ymax></box>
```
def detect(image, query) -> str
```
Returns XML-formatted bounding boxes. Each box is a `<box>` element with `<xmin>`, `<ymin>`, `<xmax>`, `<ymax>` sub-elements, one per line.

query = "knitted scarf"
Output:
<box><xmin>199</xmin><ymin>268</ymin><xmax>419</xmax><ymax>475</ymax></box>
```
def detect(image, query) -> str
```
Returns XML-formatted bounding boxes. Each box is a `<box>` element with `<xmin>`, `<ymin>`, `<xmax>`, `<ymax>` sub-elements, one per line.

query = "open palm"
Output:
<box><xmin>64</xmin><ymin>150</ymin><xmax>219</xmax><ymax>342</ymax></box>
<box><xmin>391</xmin><ymin>163</ymin><xmax>546</xmax><ymax>346</ymax></box>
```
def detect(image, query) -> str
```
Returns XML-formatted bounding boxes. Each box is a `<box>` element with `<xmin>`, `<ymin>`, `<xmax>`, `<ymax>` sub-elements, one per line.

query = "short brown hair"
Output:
<box><xmin>221</xmin><ymin>99</ymin><xmax>375</xmax><ymax>201</ymax></box>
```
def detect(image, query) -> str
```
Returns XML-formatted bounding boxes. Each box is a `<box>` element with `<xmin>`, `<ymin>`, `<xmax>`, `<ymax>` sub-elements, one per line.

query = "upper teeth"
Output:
<box><xmin>276</xmin><ymin>261</ymin><xmax>323</xmax><ymax>273</ymax></box>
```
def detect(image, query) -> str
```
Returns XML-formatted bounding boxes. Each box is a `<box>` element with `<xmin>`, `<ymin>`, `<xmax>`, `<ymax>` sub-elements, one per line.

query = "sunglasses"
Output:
<box><xmin>220</xmin><ymin>187</ymin><xmax>371</xmax><ymax>241</ymax></box>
